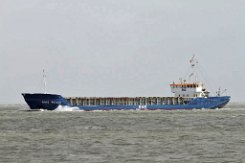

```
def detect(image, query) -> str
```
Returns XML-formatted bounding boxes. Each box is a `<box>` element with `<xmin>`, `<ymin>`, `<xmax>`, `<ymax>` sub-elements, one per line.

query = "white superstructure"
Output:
<box><xmin>170</xmin><ymin>55</ymin><xmax>210</xmax><ymax>98</ymax></box>
<box><xmin>170</xmin><ymin>82</ymin><xmax>210</xmax><ymax>98</ymax></box>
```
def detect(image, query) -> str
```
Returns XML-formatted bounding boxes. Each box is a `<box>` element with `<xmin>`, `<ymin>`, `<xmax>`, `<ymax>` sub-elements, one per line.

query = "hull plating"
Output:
<box><xmin>22</xmin><ymin>93</ymin><xmax>230</xmax><ymax>111</ymax></box>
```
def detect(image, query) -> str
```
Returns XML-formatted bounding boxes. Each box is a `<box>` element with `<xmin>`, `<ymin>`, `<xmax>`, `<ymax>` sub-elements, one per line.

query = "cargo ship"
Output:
<box><xmin>22</xmin><ymin>56</ymin><xmax>230</xmax><ymax>111</ymax></box>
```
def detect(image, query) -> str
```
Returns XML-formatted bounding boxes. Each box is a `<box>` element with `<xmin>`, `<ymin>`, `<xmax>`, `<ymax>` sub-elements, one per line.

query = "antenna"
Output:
<box><xmin>43</xmin><ymin>69</ymin><xmax>47</xmax><ymax>94</ymax></box>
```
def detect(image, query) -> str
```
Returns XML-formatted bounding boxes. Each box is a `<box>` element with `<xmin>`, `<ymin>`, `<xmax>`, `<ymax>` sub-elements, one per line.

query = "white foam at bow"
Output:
<box><xmin>54</xmin><ymin>105</ymin><xmax>80</xmax><ymax>111</ymax></box>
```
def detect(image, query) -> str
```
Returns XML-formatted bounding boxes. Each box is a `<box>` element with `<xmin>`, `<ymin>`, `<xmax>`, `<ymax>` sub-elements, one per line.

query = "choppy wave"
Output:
<box><xmin>1</xmin><ymin>102</ymin><xmax>245</xmax><ymax>162</ymax></box>
<box><xmin>0</xmin><ymin>104</ymin><xmax>29</xmax><ymax>111</ymax></box>
<box><xmin>224</xmin><ymin>102</ymin><xmax>245</xmax><ymax>108</ymax></box>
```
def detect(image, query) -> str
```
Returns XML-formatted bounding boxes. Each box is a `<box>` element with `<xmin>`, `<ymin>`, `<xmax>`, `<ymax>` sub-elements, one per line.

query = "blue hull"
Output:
<box><xmin>22</xmin><ymin>93</ymin><xmax>230</xmax><ymax>111</ymax></box>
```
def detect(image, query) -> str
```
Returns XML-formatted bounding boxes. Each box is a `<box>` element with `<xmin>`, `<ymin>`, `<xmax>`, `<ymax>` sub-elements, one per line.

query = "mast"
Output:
<box><xmin>188</xmin><ymin>54</ymin><xmax>199</xmax><ymax>83</ymax></box>
<box><xmin>43</xmin><ymin>69</ymin><xmax>47</xmax><ymax>94</ymax></box>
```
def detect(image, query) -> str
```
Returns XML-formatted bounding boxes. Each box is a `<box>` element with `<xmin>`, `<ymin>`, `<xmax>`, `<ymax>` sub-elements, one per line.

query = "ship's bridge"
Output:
<box><xmin>170</xmin><ymin>82</ymin><xmax>210</xmax><ymax>98</ymax></box>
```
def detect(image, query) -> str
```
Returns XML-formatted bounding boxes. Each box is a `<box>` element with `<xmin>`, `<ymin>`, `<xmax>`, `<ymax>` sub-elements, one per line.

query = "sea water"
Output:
<box><xmin>0</xmin><ymin>103</ymin><xmax>245</xmax><ymax>163</ymax></box>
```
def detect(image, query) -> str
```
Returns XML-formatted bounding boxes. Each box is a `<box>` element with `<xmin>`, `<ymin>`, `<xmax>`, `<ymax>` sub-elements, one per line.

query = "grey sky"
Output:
<box><xmin>0</xmin><ymin>0</ymin><xmax>244</xmax><ymax>103</ymax></box>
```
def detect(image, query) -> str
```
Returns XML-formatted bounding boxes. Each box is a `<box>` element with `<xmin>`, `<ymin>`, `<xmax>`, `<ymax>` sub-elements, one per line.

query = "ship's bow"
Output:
<box><xmin>22</xmin><ymin>93</ymin><xmax>68</xmax><ymax>110</ymax></box>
